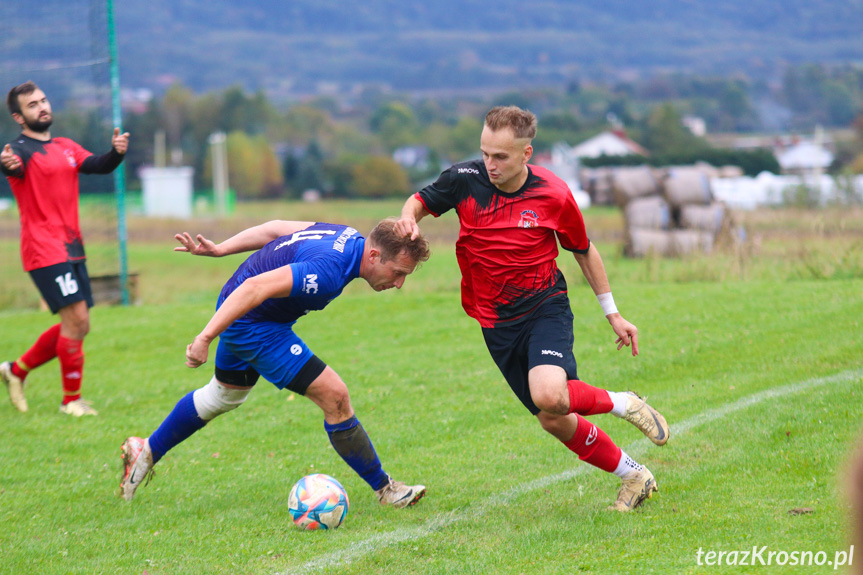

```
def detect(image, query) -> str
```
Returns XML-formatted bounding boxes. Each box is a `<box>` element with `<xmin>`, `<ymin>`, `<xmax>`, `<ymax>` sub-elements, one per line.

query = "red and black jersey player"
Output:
<box><xmin>396</xmin><ymin>105</ymin><xmax>670</xmax><ymax>512</ymax></box>
<box><xmin>0</xmin><ymin>81</ymin><xmax>129</xmax><ymax>417</ymax></box>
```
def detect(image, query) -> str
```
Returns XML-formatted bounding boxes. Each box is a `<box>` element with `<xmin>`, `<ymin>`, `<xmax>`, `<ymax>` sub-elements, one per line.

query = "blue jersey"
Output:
<box><xmin>218</xmin><ymin>223</ymin><xmax>364</xmax><ymax>324</ymax></box>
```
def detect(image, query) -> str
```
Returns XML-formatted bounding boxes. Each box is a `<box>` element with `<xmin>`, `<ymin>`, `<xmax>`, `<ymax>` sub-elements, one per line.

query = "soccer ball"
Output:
<box><xmin>288</xmin><ymin>473</ymin><xmax>349</xmax><ymax>530</ymax></box>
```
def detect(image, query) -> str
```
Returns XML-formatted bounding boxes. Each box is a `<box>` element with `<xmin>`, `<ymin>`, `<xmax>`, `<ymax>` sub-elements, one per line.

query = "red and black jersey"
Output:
<box><xmin>2</xmin><ymin>135</ymin><xmax>123</xmax><ymax>271</ymax></box>
<box><xmin>416</xmin><ymin>159</ymin><xmax>590</xmax><ymax>328</ymax></box>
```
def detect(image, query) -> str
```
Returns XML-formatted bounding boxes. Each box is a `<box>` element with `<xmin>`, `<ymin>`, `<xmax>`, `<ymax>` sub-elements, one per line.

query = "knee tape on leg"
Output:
<box><xmin>193</xmin><ymin>377</ymin><xmax>251</xmax><ymax>421</ymax></box>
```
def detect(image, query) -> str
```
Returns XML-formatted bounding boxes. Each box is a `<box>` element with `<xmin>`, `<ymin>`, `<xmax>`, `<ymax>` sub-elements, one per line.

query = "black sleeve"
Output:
<box><xmin>80</xmin><ymin>148</ymin><xmax>124</xmax><ymax>174</ymax></box>
<box><xmin>0</xmin><ymin>164</ymin><xmax>21</xmax><ymax>177</ymax></box>
<box><xmin>417</xmin><ymin>166</ymin><xmax>458</xmax><ymax>216</ymax></box>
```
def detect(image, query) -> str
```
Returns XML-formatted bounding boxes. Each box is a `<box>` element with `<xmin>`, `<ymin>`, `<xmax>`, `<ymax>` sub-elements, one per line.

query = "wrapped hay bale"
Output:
<box><xmin>671</xmin><ymin>229</ymin><xmax>715</xmax><ymax>255</ymax></box>
<box><xmin>589</xmin><ymin>167</ymin><xmax>615</xmax><ymax>206</ymax></box>
<box><xmin>624</xmin><ymin>195</ymin><xmax>671</xmax><ymax>230</ymax></box>
<box><xmin>679</xmin><ymin>202</ymin><xmax>727</xmax><ymax>233</ymax></box>
<box><xmin>625</xmin><ymin>228</ymin><xmax>673</xmax><ymax>257</ymax></box>
<box><xmin>612</xmin><ymin>166</ymin><xmax>660</xmax><ymax>207</ymax></box>
<box><xmin>718</xmin><ymin>165</ymin><xmax>744</xmax><ymax>178</ymax></box>
<box><xmin>694</xmin><ymin>161</ymin><xmax>720</xmax><ymax>179</ymax></box>
<box><xmin>663</xmin><ymin>167</ymin><xmax>713</xmax><ymax>207</ymax></box>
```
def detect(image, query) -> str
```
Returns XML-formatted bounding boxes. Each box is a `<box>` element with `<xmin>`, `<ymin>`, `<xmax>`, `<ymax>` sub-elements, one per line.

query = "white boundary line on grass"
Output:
<box><xmin>281</xmin><ymin>368</ymin><xmax>863</xmax><ymax>575</ymax></box>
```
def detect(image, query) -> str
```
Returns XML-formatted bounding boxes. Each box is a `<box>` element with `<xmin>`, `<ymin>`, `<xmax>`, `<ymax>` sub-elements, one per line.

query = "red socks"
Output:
<box><xmin>12</xmin><ymin>323</ymin><xmax>61</xmax><ymax>379</ymax></box>
<box><xmin>57</xmin><ymin>335</ymin><xmax>84</xmax><ymax>404</ymax></box>
<box><xmin>562</xmin><ymin>414</ymin><xmax>622</xmax><ymax>473</ymax></box>
<box><xmin>11</xmin><ymin>324</ymin><xmax>86</xmax><ymax>404</ymax></box>
<box><xmin>567</xmin><ymin>379</ymin><xmax>613</xmax><ymax>416</ymax></box>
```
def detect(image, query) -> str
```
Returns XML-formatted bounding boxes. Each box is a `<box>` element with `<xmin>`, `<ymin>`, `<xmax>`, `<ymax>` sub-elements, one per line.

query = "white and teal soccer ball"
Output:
<box><xmin>288</xmin><ymin>473</ymin><xmax>349</xmax><ymax>530</ymax></box>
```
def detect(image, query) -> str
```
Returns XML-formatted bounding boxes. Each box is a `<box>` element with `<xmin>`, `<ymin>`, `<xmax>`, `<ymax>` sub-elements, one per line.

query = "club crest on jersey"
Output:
<box><xmin>519</xmin><ymin>210</ymin><xmax>539</xmax><ymax>228</ymax></box>
<box><xmin>64</xmin><ymin>149</ymin><xmax>78</xmax><ymax>167</ymax></box>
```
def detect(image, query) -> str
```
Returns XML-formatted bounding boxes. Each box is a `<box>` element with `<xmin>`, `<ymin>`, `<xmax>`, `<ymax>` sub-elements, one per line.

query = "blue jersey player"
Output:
<box><xmin>119</xmin><ymin>219</ymin><xmax>430</xmax><ymax>509</ymax></box>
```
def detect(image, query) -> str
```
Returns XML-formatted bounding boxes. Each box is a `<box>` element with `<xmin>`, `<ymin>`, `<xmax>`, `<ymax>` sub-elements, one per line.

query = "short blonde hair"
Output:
<box><xmin>484</xmin><ymin>105</ymin><xmax>537</xmax><ymax>140</ymax></box>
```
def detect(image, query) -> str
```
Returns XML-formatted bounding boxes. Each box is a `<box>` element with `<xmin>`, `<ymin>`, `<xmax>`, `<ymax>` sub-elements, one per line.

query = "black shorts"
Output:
<box><xmin>29</xmin><ymin>261</ymin><xmax>94</xmax><ymax>314</ymax></box>
<box><xmin>482</xmin><ymin>295</ymin><xmax>579</xmax><ymax>415</ymax></box>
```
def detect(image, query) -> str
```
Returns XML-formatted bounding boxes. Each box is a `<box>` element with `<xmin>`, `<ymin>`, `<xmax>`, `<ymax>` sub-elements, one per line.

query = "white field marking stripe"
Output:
<box><xmin>281</xmin><ymin>368</ymin><xmax>862</xmax><ymax>575</ymax></box>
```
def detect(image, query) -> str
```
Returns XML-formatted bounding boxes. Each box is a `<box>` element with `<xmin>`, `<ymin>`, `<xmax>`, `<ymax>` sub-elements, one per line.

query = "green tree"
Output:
<box><xmin>279</xmin><ymin>105</ymin><xmax>337</xmax><ymax>148</ymax></box>
<box><xmin>352</xmin><ymin>156</ymin><xmax>411</xmax><ymax>198</ymax></box>
<box><xmin>370</xmin><ymin>101</ymin><xmax>419</xmax><ymax>152</ymax></box>
<box><xmin>642</xmin><ymin>103</ymin><xmax>706</xmax><ymax>156</ymax></box>
<box><xmin>206</xmin><ymin>131</ymin><xmax>283</xmax><ymax>199</ymax></box>
<box><xmin>161</xmin><ymin>83</ymin><xmax>195</xmax><ymax>162</ymax></box>
<box><xmin>446</xmin><ymin>117</ymin><xmax>483</xmax><ymax>163</ymax></box>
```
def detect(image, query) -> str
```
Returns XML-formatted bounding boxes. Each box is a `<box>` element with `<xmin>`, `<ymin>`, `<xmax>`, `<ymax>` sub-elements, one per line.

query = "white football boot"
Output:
<box><xmin>0</xmin><ymin>361</ymin><xmax>27</xmax><ymax>412</ymax></box>
<box><xmin>609</xmin><ymin>466</ymin><xmax>658</xmax><ymax>512</ymax></box>
<box><xmin>120</xmin><ymin>436</ymin><xmax>154</xmax><ymax>501</ymax></box>
<box><xmin>59</xmin><ymin>398</ymin><xmax>98</xmax><ymax>416</ymax></box>
<box><xmin>621</xmin><ymin>392</ymin><xmax>669</xmax><ymax>446</ymax></box>
<box><xmin>375</xmin><ymin>476</ymin><xmax>426</xmax><ymax>508</ymax></box>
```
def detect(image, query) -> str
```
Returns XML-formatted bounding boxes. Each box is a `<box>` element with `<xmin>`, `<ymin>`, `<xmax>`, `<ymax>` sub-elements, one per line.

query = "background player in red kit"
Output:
<box><xmin>395</xmin><ymin>105</ymin><xmax>670</xmax><ymax>511</ymax></box>
<box><xmin>0</xmin><ymin>81</ymin><xmax>129</xmax><ymax>416</ymax></box>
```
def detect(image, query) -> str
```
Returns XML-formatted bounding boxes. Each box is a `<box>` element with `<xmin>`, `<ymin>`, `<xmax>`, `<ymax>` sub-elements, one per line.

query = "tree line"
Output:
<box><xmin>2</xmin><ymin>63</ymin><xmax>862</xmax><ymax>199</ymax></box>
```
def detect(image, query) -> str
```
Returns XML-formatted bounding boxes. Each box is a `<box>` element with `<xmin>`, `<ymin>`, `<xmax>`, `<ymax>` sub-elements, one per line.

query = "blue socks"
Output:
<box><xmin>148</xmin><ymin>391</ymin><xmax>207</xmax><ymax>464</ymax></box>
<box><xmin>147</xmin><ymin>394</ymin><xmax>387</xmax><ymax>493</ymax></box>
<box><xmin>325</xmin><ymin>415</ymin><xmax>388</xmax><ymax>491</ymax></box>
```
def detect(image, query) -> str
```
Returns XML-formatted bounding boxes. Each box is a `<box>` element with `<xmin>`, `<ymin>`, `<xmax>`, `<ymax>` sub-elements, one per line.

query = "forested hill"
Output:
<box><xmin>3</xmin><ymin>0</ymin><xmax>862</xmax><ymax>98</ymax></box>
<box><xmin>113</xmin><ymin>0</ymin><xmax>862</xmax><ymax>95</ymax></box>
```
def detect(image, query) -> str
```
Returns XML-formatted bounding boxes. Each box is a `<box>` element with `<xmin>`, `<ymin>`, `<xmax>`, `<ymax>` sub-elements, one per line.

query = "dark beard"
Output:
<box><xmin>24</xmin><ymin>116</ymin><xmax>52</xmax><ymax>133</ymax></box>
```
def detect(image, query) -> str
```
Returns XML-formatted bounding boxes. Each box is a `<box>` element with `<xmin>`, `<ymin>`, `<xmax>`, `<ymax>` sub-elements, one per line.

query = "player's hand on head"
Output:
<box><xmin>394</xmin><ymin>217</ymin><xmax>419</xmax><ymax>240</ymax></box>
<box><xmin>112</xmin><ymin>127</ymin><xmax>130</xmax><ymax>154</ymax></box>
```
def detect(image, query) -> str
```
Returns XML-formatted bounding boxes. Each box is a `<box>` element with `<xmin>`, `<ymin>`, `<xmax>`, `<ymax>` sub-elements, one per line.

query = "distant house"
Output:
<box><xmin>393</xmin><ymin>146</ymin><xmax>431</xmax><ymax>171</ymax></box>
<box><xmin>532</xmin><ymin>145</ymin><xmax>591</xmax><ymax>208</ymax></box>
<box><xmin>682</xmin><ymin>115</ymin><xmax>707</xmax><ymax>137</ymax></box>
<box><xmin>776</xmin><ymin>141</ymin><xmax>834</xmax><ymax>176</ymax></box>
<box><xmin>569</xmin><ymin>130</ymin><xmax>648</xmax><ymax>159</ymax></box>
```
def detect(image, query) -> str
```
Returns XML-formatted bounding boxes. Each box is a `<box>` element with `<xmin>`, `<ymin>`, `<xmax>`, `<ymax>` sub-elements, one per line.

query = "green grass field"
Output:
<box><xmin>0</xmin><ymin>202</ymin><xmax>862</xmax><ymax>574</ymax></box>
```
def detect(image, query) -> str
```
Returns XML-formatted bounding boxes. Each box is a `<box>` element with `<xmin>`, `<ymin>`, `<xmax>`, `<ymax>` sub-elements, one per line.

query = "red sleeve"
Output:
<box><xmin>555</xmin><ymin>190</ymin><xmax>590</xmax><ymax>253</ymax></box>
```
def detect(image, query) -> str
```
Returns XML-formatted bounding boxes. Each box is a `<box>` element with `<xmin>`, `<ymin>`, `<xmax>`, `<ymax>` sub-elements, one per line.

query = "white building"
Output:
<box><xmin>776</xmin><ymin>141</ymin><xmax>834</xmax><ymax>176</ymax></box>
<box><xmin>569</xmin><ymin>130</ymin><xmax>648</xmax><ymax>159</ymax></box>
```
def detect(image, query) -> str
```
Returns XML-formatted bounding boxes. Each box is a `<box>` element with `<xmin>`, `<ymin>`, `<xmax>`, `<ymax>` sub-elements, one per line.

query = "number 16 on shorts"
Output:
<box><xmin>55</xmin><ymin>272</ymin><xmax>79</xmax><ymax>296</ymax></box>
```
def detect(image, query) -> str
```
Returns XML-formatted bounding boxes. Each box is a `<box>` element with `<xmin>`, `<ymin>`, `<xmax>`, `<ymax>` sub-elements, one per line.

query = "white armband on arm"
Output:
<box><xmin>597</xmin><ymin>292</ymin><xmax>618</xmax><ymax>316</ymax></box>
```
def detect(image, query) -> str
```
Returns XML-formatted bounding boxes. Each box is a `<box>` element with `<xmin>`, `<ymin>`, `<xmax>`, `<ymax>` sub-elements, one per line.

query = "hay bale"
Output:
<box><xmin>718</xmin><ymin>165</ymin><xmax>744</xmax><ymax>178</ymax></box>
<box><xmin>671</xmin><ymin>229</ymin><xmax>715</xmax><ymax>255</ymax></box>
<box><xmin>582</xmin><ymin>167</ymin><xmax>615</xmax><ymax>206</ymax></box>
<box><xmin>694</xmin><ymin>161</ymin><xmax>720</xmax><ymax>179</ymax></box>
<box><xmin>663</xmin><ymin>167</ymin><xmax>713</xmax><ymax>207</ymax></box>
<box><xmin>679</xmin><ymin>202</ymin><xmax>727</xmax><ymax>233</ymax></box>
<box><xmin>624</xmin><ymin>195</ymin><xmax>671</xmax><ymax>230</ymax></box>
<box><xmin>625</xmin><ymin>228</ymin><xmax>673</xmax><ymax>257</ymax></box>
<box><xmin>612</xmin><ymin>166</ymin><xmax>660</xmax><ymax>207</ymax></box>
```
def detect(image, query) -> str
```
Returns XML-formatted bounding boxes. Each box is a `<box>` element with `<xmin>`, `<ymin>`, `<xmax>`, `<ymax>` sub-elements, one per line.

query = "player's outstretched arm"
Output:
<box><xmin>573</xmin><ymin>243</ymin><xmax>639</xmax><ymax>356</ymax></box>
<box><xmin>1</xmin><ymin>144</ymin><xmax>22</xmax><ymax>175</ymax></box>
<box><xmin>186</xmin><ymin>266</ymin><xmax>295</xmax><ymax>367</ymax></box>
<box><xmin>111</xmin><ymin>128</ymin><xmax>130</xmax><ymax>155</ymax></box>
<box><xmin>174</xmin><ymin>220</ymin><xmax>316</xmax><ymax>257</ymax></box>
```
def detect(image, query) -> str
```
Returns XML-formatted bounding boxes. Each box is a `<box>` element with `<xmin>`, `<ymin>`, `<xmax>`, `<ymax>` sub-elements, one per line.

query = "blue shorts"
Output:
<box><xmin>214</xmin><ymin>320</ymin><xmax>324</xmax><ymax>393</ymax></box>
